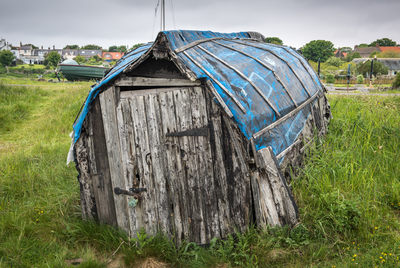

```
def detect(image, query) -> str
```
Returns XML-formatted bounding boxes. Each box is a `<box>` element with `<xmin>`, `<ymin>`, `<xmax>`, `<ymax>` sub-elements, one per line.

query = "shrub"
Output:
<box><xmin>326</xmin><ymin>56</ymin><xmax>343</xmax><ymax>67</ymax></box>
<box><xmin>393</xmin><ymin>72</ymin><xmax>400</xmax><ymax>89</ymax></box>
<box><xmin>325</xmin><ymin>74</ymin><xmax>335</xmax><ymax>83</ymax></box>
<box><xmin>356</xmin><ymin>74</ymin><xmax>364</xmax><ymax>84</ymax></box>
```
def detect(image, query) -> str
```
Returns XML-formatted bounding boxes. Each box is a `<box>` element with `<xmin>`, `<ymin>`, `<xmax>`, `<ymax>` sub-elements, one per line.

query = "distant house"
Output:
<box><xmin>78</xmin><ymin>49</ymin><xmax>102</xmax><ymax>59</ymax></box>
<box><xmin>334</xmin><ymin>49</ymin><xmax>348</xmax><ymax>58</ymax></box>
<box><xmin>353</xmin><ymin>58</ymin><xmax>400</xmax><ymax>77</ymax></box>
<box><xmin>102</xmin><ymin>51</ymin><xmax>124</xmax><ymax>61</ymax></box>
<box><xmin>62</xmin><ymin>49</ymin><xmax>79</xmax><ymax>60</ymax></box>
<box><xmin>353</xmin><ymin>46</ymin><xmax>380</xmax><ymax>58</ymax></box>
<box><xmin>0</xmin><ymin>38</ymin><xmax>11</xmax><ymax>51</ymax></box>
<box><xmin>378</xmin><ymin>46</ymin><xmax>400</xmax><ymax>54</ymax></box>
<box><xmin>376</xmin><ymin>58</ymin><xmax>400</xmax><ymax>76</ymax></box>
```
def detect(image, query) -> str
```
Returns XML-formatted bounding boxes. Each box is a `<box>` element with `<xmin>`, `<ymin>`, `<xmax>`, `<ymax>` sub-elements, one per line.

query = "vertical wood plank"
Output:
<box><xmin>146</xmin><ymin>93</ymin><xmax>171</xmax><ymax>235</ymax></box>
<box><xmin>89</xmin><ymin>98</ymin><xmax>118</xmax><ymax>226</ymax></box>
<box><xmin>159</xmin><ymin>90</ymin><xmax>185</xmax><ymax>244</ymax></box>
<box><xmin>129</xmin><ymin>96</ymin><xmax>158</xmax><ymax>234</ymax></box>
<box><xmin>99</xmin><ymin>86</ymin><xmax>130</xmax><ymax>233</ymax></box>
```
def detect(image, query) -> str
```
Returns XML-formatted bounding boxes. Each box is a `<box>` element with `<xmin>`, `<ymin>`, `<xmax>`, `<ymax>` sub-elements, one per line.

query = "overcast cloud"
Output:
<box><xmin>1</xmin><ymin>0</ymin><xmax>399</xmax><ymax>49</ymax></box>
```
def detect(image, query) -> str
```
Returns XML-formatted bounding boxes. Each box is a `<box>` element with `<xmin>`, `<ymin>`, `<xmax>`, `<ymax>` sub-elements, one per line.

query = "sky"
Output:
<box><xmin>0</xmin><ymin>0</ymin><xmax>399</xmax><ymax>50</ymax></box>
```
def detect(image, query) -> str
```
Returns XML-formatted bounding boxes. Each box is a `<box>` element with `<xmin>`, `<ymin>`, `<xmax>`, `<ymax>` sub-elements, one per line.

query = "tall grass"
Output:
<box><xmin>0</xmin><ymin>81</ymin><xmax>399</xmax><ymax>267</ymax></box>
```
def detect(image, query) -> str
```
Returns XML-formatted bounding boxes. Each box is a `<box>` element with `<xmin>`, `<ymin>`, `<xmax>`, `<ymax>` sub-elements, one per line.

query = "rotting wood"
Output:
<box><xmin>89</xmin><ymin>98</ymin><xmax>117</xmax><ymax>226</ymax></box>
<box><xmin>256</xmin><ymin>147</ymin><xmax>298</xmax><ymax>226</ymax></box>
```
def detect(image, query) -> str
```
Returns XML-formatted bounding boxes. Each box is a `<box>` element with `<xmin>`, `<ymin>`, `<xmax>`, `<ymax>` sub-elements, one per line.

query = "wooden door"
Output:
<box><xmin>105</xmin><ymin>86</ymin><xmax>215</xmax><ymax>244</ymax></box>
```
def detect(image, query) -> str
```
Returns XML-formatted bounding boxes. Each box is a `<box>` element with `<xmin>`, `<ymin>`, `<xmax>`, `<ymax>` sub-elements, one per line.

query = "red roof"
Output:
<box><xmin>102</xmin><ymin>52</ymin><xmax>124</xmax><ymax>60</ymax></box>
<box><xmin>379</xmin><ymin>46</ymin><xmax>400</xmax><ymax>53</ymax></box>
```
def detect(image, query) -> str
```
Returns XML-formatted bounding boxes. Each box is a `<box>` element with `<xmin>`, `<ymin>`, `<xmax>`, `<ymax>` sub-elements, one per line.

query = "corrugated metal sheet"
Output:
<box><xmin>72</xmin><ymin>30</ymin><xmax>323</xmax><ymax>160</ymax></box>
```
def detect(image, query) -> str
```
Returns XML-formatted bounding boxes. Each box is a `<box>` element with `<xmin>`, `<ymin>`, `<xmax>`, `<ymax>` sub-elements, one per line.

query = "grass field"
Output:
<box><xmin>0</xmin><ymin>78</ymin><xmax>400</xmax><ymax>267</ymax></box>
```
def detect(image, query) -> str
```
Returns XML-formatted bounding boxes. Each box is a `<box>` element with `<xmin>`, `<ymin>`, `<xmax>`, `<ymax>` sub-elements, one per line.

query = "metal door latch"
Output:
<box><xmin>114</xmin><ymin>187</ymin><xmax>147</xmax><ymax>196</ymax></box>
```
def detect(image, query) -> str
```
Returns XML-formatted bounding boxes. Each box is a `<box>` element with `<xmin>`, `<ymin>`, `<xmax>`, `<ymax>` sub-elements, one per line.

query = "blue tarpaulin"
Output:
<box><xmin>72</xmin><ymin>30</ymin><xmax>323</xmax><ymax>159</ymax></box>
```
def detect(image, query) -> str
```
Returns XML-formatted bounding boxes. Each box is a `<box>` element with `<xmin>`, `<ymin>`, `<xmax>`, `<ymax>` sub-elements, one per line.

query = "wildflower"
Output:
<box><xmin>380</xmin><ymin>256</ymin><xmax>383</xmax><ymax>259</ymax></box>
<box><xmin>40</xmin><ymin>210</ymin><xmax>43</xmax><ymax>214</ymax></box>
<box><xmin>374</xmin><ymin>226</ymin><xmax>378</xmax><ymax>230</ymax></box>
<box><xmin>353</xmin><ymin>254</ymin><xmax>357</xmax><ymax>257</ymax></box>
<box><xmin>352</xmin><ymin>259</ymin><xmax>355</xmax><ymax>261</ymax></box>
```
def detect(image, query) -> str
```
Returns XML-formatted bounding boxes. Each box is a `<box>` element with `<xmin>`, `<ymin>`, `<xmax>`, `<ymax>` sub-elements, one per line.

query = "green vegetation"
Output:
<box><xmin>81</xmin><ymin>44</ymin><xmax>102</xmax><ymax>50</ymax></box>
<box><xmin>376</xmin><ymin>51</ymin><xmax>400</xmax><ymax>58</ymax></box>
<box><xmin>393</xmin><ymin>72</ymin><xmax>400</xmax><ymax>89</ymax></box>
<box><xmin>369</xmin><ymin>38</ymin><xmax>397</xmax><ymax>47</ymax></box>
<box><xmin>265</xmin><ymin>37</ymin><xmax>283</xmax><ymax>45</ymax></box>
<box><xmin>64</xmin><ymin>44</ymin><xmax>80</xmax><ymax>49</ymax></box>
<box><xmin>0</xmin><ymin>50</ymin><xmax>15</xmax><ymax>72</ymax></box>
<box><xmin>1</xmin><ymin>79</ymin><xmax>400</xmax><ymax>267</ymax></box>
<box><xmin>356</xmin><ymin>74</ymin><xmax>364</xmax><ymax>84</ymax></box>
<box><xmin>108</xmin><ymin>45</ymin><xmax>127</xmax><ymax>53</ymax></box>
<box><xmin>44</xmin><ymin>51</ymin><xmax>61</xmax><ymax>68</ymax></box>
<box><xmin>356</xmin><ymin>60</ymin><xmax>389</xmax><ymax>77</ymax></box>
<box><xmin>301</xmin><ymin>40</ymin><xmax>335</xmax><ymax>62</ymax></box>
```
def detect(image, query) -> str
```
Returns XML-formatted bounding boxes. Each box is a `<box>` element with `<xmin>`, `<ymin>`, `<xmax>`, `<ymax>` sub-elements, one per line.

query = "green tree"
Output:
<box><xmin>64</xmin><ymin>44</ymin><xmax>80</xmax><ymax>49</ymax></box>
<box><xmin>345</xmin><ymin>52</ymin><xmax>361</xmax><ymax>62</ymax></box>
<box><xmin>81</xmin><ymin>44</ymin><xmax>102</xmax><ymax>50</ymax></box>
<box><xmin>356</xmin><ymin>60</ymin><xmax>388</xmax><ymax>77</ymax></box>
<box><xmin>301</xmin><ymin>40</ymin><xmax>335</xmax><ymax>62</ymax></box>
<box><xmin>356</xmin><ymin>43</ymin><xmax>369</xmax><ymax>48</ymax></box>
<box><xmin>265</xmin><ymin>37</ymin><xmax>283</xmax><ymax>45</ymax></box>
<box><xmin>326</xmin><ymin>56</ymin><xmax>344</xmax><ymax>67</ymax></box>
<box><xmin>73</xmin><ymin>55</ymin><xmax>86</xmax><ymax>64</ymax></box>
<box><xmin>44</xmin><ymin>51</ymin><xmax>61</xmax><ymax>68</ymax></box>
<box><xmin>0</xmin><ymin>50</ymin><xmax>15</xmax><ymax>73</ymax></box>
<box><xmin>108</xmin><ymin>45</ymin><xmax>118</xmax><ymax>52</ymax></box>
<box><xmin>369</xmin><ymin>38</ymin><xmax>397</xmax><ymax>47</ymax></box>
<box><xmin>340</xmin><ymin>47</ymin><xmax>352</xmax><ymax>53</ymax></box>
<box><xmin>392</xmin><ymin>72</ymin><xmax>400</xmax><ymax>89</ymax></box>
<box><xmin>130</xmin><ymin>43</ymin><xmax>145</xmax><ymax>51</ymax></box>
<box><xmin>109</xmin><ymin>45</ymin><xmax>127</xmax><ymax>52</ymax></box>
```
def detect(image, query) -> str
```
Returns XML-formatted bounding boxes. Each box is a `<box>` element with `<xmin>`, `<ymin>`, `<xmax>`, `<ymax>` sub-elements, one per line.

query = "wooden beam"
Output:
<box><xmin>115</xmin><ymin>76</ymin><xmax>201</xmax><ymax>87</ymax></box>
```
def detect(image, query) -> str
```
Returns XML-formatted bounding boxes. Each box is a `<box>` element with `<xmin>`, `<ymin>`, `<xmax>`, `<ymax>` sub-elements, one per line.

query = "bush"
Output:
<box><xmin>393</xmin><ymin>72</ymin><xmax>400</xmax><ymax>89</ymax></box>
<box><xmin>325</xmin><ymin>74</ymin><xmax>335</xmax><ymax>83</ymax></box>
<box><xmin>356</xmin><ymin>74</ymin><xmax>364</xmax><ymax>84</ymax></box>
<box><xmin>326</xmin><ymin>56</ymin><xmax>343</xmax><ymax>67</ymax></box>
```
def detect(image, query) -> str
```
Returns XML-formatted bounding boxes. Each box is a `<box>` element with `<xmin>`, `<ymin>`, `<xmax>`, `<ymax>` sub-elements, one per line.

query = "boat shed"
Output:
<box><xmin>71</xmin><ymin>30</ymin><xmax>331</xmax><ymax>245</ymax></box>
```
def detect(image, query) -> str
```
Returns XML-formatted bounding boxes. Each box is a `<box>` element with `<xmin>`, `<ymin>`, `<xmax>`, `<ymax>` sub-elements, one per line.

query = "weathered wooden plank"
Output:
<box><xmin>115</xmin><ymin>76</ymin><xmax>201</xmax><ymax>87</ymax></box>
<box><xmin>88</xmin><ymin>98</ymin><xmax>117</xmax><ymax>226</ymax></box>
<box><xmin>145</xmin><ymin>93</ymin><xmax>170</xmax><ymax>235</ymax></box>
<box><xmin>116</xmin><ymin>99</ymin><xmax>138</xmax><ymax>235</ymax></box>
<box><xmin>159</xmin><ymin>90</ymin><xmax>185</xmax><ymax>244</ymax></box>
<box><xmin>207</xmin><ymin>96</ymin><xmax>230</xmax><ymax>238</ymax></box>
<box><xmin>221</xmin><ymin>115</ymin><xmax>251</xmax><ymax>232</ymax></box>
<box><xmin>75</xmin><ymin>133</ymin><xmax>97</xmax><ymax>220</ymax></box>
<box><xmin>99</xmin><ymin>86</ymin><xmax>131</xmax><ymax>233</ymax></box>
<box><xmin>256</xmin><ymin>147</ymin><xmax>298</xmax><ymax>226</ymax></box>
<box><xmin>250</xmin><ymin>169</ymin><xmax>281</xmax><ymax>226</ymax></box>
<box><xmin>190</xmin><ymin>86</ymin><xmax>214</xmax><ymax>243</ymax></box>
<box><xmin>129</xmin><ymin>95</ymin><xmax>158</xmax><ymax>234</ymax></box>
<box><xmin>174</xmin><ymin>88</ymin><xmax>202</xmax><ymax>243</ymax></box>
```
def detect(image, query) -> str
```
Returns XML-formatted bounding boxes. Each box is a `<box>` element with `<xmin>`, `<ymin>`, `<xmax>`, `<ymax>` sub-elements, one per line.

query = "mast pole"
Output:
<box><xmin>162</xmin><ymin>0</ymin><xmax>165</xmax><ymax>31</ymax></box>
